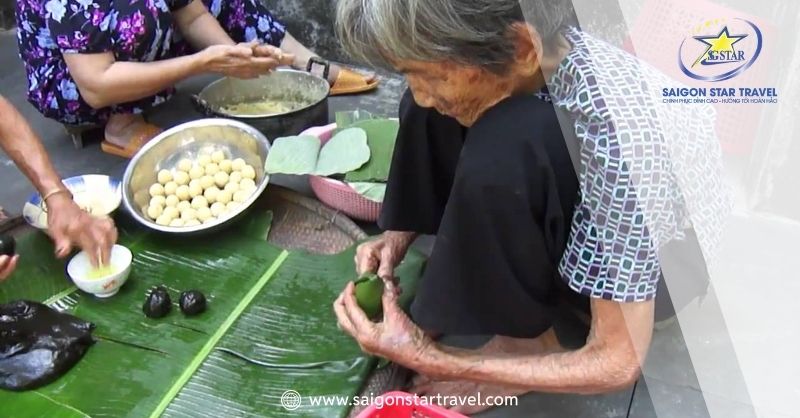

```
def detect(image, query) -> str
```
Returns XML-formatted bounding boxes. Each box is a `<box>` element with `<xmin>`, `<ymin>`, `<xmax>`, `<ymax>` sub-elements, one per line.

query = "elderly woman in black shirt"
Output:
<box><xmin>332</xmin><ymin>0</ymin><xmax>727</xmax><ymax>413</ymax></box>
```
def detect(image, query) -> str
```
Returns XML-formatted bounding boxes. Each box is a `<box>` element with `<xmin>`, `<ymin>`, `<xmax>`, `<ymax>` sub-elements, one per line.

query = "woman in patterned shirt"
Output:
<box><xmin>15</xmin><ymin>0</ymin><xmax>376</xmax><ymax>158</ymax></box>
<box><xmin>332</xmin><ymin>0</ymin><xmax>728</xmax><ymax>413</ymax></box>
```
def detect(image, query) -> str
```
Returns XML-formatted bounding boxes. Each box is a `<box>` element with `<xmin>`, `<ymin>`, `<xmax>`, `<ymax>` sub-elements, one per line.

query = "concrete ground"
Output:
<box><xmin>0</xmin><ymin>29</ymin><xmax>714</xmax><ymax>417</ymax></box>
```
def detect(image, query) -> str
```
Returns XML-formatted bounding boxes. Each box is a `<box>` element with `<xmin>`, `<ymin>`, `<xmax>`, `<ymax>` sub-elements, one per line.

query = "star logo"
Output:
<box><xmin>692</xmin><ymin>26</ymin><xmax>748</xmax><ymax>68</ymax></box>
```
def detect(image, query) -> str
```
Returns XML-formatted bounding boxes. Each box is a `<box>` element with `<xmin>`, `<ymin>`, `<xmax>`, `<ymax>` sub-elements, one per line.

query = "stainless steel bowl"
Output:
<box><xmin>192</xmin><ymin>69</ymin><xmax>330</xmax><ymax>140</ymax></box>
<box><xmin>122</xmin><ymin>119</ymin><xmax>270</xmax><ymax>234</ymax></box>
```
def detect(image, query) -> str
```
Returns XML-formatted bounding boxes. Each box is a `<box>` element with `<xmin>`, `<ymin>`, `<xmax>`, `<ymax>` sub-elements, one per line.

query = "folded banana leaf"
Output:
<box><xmin>0</xmin><ymin>212</ymin><xmax>425</xmax><ymax>418</ymax></box>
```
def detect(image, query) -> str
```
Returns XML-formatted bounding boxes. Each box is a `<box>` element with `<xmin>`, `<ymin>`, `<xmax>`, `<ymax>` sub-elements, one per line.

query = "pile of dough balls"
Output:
<box><xmin>145</xmin><ymin>151</ymin><xmax>259</xmax><ymax>227</ymax></box>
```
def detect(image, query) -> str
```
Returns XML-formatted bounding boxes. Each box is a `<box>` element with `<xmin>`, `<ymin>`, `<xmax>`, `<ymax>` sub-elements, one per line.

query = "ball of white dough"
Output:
<box><xmin>181</xmin><ymin>207</ymin><xmax>198</xmax><ymax>221</ymax></box>
<box><xmin>213</xmin><ymin>171</ymin><xmax>229</xmax><ymax>188</ymax></box>
<box><xmin>226</xmin><ymin>202</ymin><xmax>240</xmax><ymax>212</ymax></box>
<box><xmin>216</xmin><ymin>189</ymin><xmax>233</xmax><ymax>205</ymax></box>
<box><xmin>163</xmin><ymin>206</ymin><xmax>180</xmax><ymax>220</ymax></box>
<box><xmin>219</xmin><ymin>159</ymin><xmax>233</xmax><ymax>174</ymax></box>
<box><xmin>149</xmin><ymin>183</ymin><xmax>165</xmax><ymax>197</ymax></box>
<box><xmin>211</xmin><ymin>150</ymin><xmax>226</xmax><ymax>164</ymax></box>
<box><xmin>155</xmin><ymin>214</ymin><xmax>172</xmax><ymax>226</ymax></box>
<box><xmin>210</xmin><ymin>202</ymin><xmax>226</xmax><ymax>217</ymax></box>
<box><xmin>204</xmin><ymin>163</ymin><xmax>220</xmax><ymax>176</ymax></box>
<box><xmin>239</xmin><ymin>178</ymin><xmax>256</xmax><ymax>192</ymax></box>
<box><xmin>233</xmin><ymin>190</ymin><xmax>249</xmax><ymax>203</ymax></box>
<box><xmin>177</xmin><ymin>201</ymin><xmax>192</xmax><ymax>212</ymax></box>
<box><xmin>196</xmin><ymin>207</ymin><xmax>213</xmax><ymax>222</ymax></box>
<box><xmin>150</xmin><ymin>195</ymin><xmax>167</xmax><ymax>208</ymax></box>
<box><xmin>157</xmin><ymin>169</ymin><xmax>173</xmax><ymax>185</ymax></box>
<box><xmin>197</xmin><ymin>154</ymin><xmax>212</xmax><ymax>166</ymax></box>
<box><xmin>241</xmin><ymin>165</ymin><xmax>256</xmax><ymax>180</ymax></box>
<box><xmin>177</xmin><ymin>159</ymin><xmax>193</xmax><ymax>172</ymax></box>
<box><xmin>189</xmin><ymin>181</ymin><xmax>203</xmax><ymax>198</ymax></box>
<box><xmin>203</xmin><ymin>216</ymin><xmax>217</xmax><ymax>224</ymax></box>
<box><xmin>199</xmin><ymin>175</ymin><xmax>215</xmax><ymax>190</ymax></box>
<box><xmin>165</xmin><ymin>195</ymin><xmax>180</xmax><ymax>208</ymax></box>
<box><xmin>147</xmin><ymin>204</ymin><xmax>163</xmax><ymax>220</ymax></box>
<box><xmin>184</xmin><ymin>219</ymin><xmax>201</xmax><ymax>227</ymax></box>
<box><xmin>224</xmin><ymin>182</ymin><xmax>240</xmax><ymax>193</ymax></box>
<box><xmin>204</xmin><ymin>186</ymin><xmax>220</xmax><ymax>204</ymax></box>
<box><xmin>164</xmin><ymin>181</ymin><xmax>178</xmax><ymax>196</ymax></box>
<box><xmin>169</xmin><ymin>218</ymin><xmax>185</xmax><ymax>227</ymax></box>
<box><xmin>189</xmin><ymin>165</ymin><xmax>204</xmax><ymax>180</ymax></box>
<box><xmin>191</xmin><ymin>196</ymin><xmax>209</xmax><ymax>209</ymax></box>
<box><xmin>228</xmin><ymin>171</ymin><xmax>243</xmax><ymax>184</ymax></box>
<box><xmin>232</xmin><ymin>158</ymin><xmax>246</xmax><ymax>172</ymax></box>
<box><xmin>175</xmin><ymin>185</ymin><xmax>191</xmax><ymax>201</ymax></box>
<box><xmin>173</xmin><ymin>171</ymin><xmax>190</xmax><ymax>186</ymax></box>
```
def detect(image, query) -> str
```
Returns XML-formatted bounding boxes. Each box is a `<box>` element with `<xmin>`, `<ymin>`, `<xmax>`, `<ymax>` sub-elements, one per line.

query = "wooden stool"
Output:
<box><xmin>63</xmin><ymin>125</ymin><xmax>103</xmax><ymax>149</ymax></box>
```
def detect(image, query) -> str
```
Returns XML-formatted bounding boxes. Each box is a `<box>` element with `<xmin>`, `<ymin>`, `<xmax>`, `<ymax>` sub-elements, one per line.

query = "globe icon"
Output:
<box><xmin>281</xmin><ymin>390</ymin><xmax>302</xmax><ymax>411</ymax></box>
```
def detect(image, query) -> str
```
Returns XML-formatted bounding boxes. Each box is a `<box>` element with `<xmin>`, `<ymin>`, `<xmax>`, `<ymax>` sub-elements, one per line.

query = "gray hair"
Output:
<box><xmin>335</xmin><ymin>0</ymin><xmax>576</xmax><ymax>74</ymax></box>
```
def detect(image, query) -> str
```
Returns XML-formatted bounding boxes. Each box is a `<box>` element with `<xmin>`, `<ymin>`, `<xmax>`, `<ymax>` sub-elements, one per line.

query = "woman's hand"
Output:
<box><xmin>252</xmin><ymin>44</ymin><xmax>296</xmax><ymax>67</ymax></box>
<box><xmin>334</xmin><ymin>280</ymin><xmax>434</xmax><ymax>367</ymax></box>
<box><xmin>0</xmin><ymin>255</ymin><xmax>18</xmax><ymax>281</ymax></box>
<box><xmin>199</xmin><ymin>42</ymin><xmax>284</xmax><ymax>79</ymax></box>
<box><xmin>46</xmin><ymin>193</ymin><xmax>117</xmax><ymax>267</ymax></box>
<box><xmin>355</xmin><ymin>231</ymin><xmax>417</xmax><ymax>281</ymax></box>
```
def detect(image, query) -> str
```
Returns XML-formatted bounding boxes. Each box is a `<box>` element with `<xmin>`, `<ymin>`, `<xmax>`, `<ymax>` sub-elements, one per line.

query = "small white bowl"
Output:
<box><xmin>23</xmin><ymin>175</ymin><xmax>122</xmax><ymax>230</ymax></box>
<box><xmin>67</xmin><ymin>245</ymin><xmax>133</xmax><ymax>298</ymax></box>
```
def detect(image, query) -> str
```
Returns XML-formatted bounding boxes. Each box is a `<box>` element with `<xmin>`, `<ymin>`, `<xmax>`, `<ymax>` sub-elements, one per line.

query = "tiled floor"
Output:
<box><xmin>0</xmin><ymin>29</ymin><xmax>715</xmax><ymax>417</ymax></box>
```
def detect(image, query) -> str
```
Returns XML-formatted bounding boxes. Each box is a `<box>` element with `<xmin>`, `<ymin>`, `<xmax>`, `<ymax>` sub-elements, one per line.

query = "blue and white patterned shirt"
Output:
<box><xmin>551</xmin><ymin>28</ymin><xmax>731</xmax><ymax>302</ymax></box>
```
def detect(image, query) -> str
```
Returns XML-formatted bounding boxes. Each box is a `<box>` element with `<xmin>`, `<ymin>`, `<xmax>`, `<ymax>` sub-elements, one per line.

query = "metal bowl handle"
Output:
<box><xmin>191</xmin><ymin>94</ymin><xmax>217</xmax><ymax>117</ymax></box>
<box><xmin>306</xmin><ymin>57</ymin><xmax>331</xmax><ymax>82</ymax></box>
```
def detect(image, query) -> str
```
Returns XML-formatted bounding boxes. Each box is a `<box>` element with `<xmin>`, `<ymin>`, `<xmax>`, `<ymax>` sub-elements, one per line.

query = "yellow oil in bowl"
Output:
<box><xmin>86</xmin><ymin>265</ymin><xmax>116</xmax><ymax>280</ymax></box>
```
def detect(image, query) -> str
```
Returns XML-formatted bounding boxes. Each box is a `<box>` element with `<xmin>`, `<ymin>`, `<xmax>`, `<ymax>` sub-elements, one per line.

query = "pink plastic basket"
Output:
<box><xmin>355</xmin><ymin>392</ymin><xmax>467</xmax><ymax>418</ymax></box>
<box><xmin>302</xmin><ymin>123</ymin><xmax>383</xmax><ymax>222</ymax></box>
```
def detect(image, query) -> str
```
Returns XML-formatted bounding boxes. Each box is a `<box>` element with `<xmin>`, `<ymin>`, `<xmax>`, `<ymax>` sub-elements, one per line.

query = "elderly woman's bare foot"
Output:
<box><xmin>408</xmin><ymin>331</ymin><xmax>564</xmax><ymax>414</ymax></box>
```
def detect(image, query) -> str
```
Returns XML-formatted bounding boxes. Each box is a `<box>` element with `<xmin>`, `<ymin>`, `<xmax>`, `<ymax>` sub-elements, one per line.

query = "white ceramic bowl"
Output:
<box><xmin>67</xmin><ymin>245</ymin><xmax>133</xmax><ymax>298</ymax></box>
<box><xmin>23</xmin><ymin>175</ymin><xmax>122</xmax><ymax>230</ymax></box>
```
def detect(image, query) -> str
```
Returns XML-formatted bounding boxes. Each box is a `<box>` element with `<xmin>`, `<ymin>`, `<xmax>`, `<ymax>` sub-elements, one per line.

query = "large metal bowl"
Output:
<box><xmin>122</xmin><ymin>119</ymin><xmax>270</xmax><ymax>234</ymax></box>
<box><xmin>192</xmin><ymin>69</ymin><xmax>330</xmax><ymax>139</ymax></box>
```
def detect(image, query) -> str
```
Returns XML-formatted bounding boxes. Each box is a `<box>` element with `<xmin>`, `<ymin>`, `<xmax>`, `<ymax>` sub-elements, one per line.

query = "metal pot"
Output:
<box><xmin>192</xmin><ymin>68</ymin><xmax>330</xmax><ymax>140</ymax></box>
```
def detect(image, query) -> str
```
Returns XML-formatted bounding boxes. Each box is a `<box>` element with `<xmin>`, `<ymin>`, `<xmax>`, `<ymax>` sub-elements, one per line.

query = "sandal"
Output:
<box><xmin>307</xmin><ymin>57</ymin><xmax>380</xmax><ymax>96</ymax></box>
<box><xmin>100</xmin><ymin>123</ymin><xmax>163</xmax><ymax>159</ymax></box>
<box><xmin>330</xmin><ymin>67</ymin><xmax>380</xmax><ymax>96</ymax></box>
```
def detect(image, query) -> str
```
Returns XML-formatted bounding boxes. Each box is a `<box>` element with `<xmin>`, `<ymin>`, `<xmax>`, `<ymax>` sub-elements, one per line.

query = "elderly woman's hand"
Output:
<box><xmin>0</xmin><ymin>255</ymin><xmax>19</xmax><ymax>281</ymax></box>
<box><xmin>200</xmin><ymin>42</ymin><xmax>284</xmax><ymax>79</ymax></box>
<box><xmin>334</xmin><ymin>280</ymin><xmax>434</xmax><ymax>367</ymax></box>
<box><xmin>355</xmin><ymin>231</ymin><xmax>417</xmax><ymax>282</ymax></box>
<box><xmin>46</xmin><ymin>193</ymin><xmax>117</xmax><ymax>267</ymax></box>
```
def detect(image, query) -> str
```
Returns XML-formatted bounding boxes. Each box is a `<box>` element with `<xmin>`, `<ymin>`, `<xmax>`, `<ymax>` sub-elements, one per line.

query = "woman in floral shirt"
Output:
<box><xmin>15</xmin><ymin>0</ymin><xmax>372</xmax><ymax>157</ymax></box>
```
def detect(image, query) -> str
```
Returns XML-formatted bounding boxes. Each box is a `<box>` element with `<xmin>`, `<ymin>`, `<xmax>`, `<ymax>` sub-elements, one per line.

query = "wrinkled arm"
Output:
<box><xmin>0</xmin><ymin>96</ymin><xmax>65</xmax><ymax>194</ymax></box>
<box><xmin>419</xmin><ymin>299</ymin><xmax>654</xmax><ymax>394</ymax></box>
<box><xmin>173</xmin><ymin>0</ymin><xmax>235</xmax><ymax>50</ymax></box>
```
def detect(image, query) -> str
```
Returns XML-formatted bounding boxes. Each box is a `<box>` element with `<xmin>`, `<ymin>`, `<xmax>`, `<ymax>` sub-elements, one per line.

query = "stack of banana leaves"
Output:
<box><xmin>0</xmin><ymin>211</ymin><xmax>425</xmax><ymax>417</ymax></box>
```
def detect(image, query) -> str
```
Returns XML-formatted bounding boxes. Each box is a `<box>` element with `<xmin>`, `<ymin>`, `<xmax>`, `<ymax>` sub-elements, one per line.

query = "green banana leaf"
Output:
<box><xmin>0</xmin><ymin>211</ymin><xmax>426</xmax><ymax>418</ymax></box>
<box><xmin>343</xmin><ymin>120</ymin><xmax>399</xmax><ymax>183</ymax></box>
